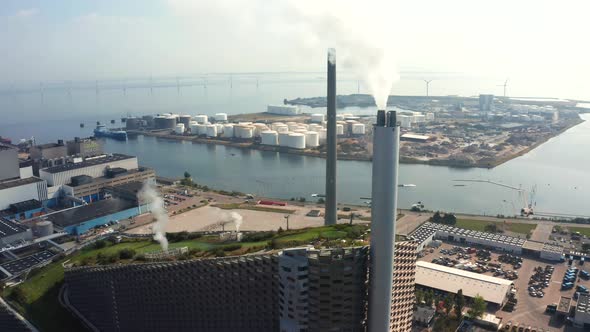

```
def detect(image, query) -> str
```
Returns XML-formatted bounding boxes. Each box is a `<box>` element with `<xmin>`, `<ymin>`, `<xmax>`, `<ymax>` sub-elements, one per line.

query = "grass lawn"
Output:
<box><xmin>455</xmin><ymin>219</ymin><xmax>536</xmax><ymax>235</ymax></box>
<box><xmin>568</xmin><ymin>227</ymin><xmax>590</xmax><ymax>237</ymax></box>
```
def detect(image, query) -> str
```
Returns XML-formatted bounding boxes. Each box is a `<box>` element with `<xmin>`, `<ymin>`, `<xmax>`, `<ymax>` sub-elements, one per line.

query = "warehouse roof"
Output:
<box><xmin>401</xmin><ymin>133</ymin><xmax>431</xmax><ymax>141</ymax></box>
<box><xmin>0</xmin><ymin>177</ymin><xmax>44</xmax><ymax>191</ymax></box>
<box><xmin>46</xmin><ymin>199</ymin><xmax>135</xmax><ymax>227</ymax></box>
<box><xmin>0</xmin><ymin>218</ymin><xmax>29</xmax><ymax>238</ymax></box>
<box><xmin>41</xmin><ymin>154</ymin><xmax>135</xmax><ymax>174</ymax></box>
<box><xmin>415</xmin><ymin>261</ymin><xmax>513</xmax><ymax>305</ymax></box>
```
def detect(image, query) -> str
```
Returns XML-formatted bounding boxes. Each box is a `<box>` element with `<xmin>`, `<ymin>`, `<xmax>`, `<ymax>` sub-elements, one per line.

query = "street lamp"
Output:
<box><xmin>284</xmin><ymin>215</ymin><xmax>290</xmax><ymax>230</ymax></box>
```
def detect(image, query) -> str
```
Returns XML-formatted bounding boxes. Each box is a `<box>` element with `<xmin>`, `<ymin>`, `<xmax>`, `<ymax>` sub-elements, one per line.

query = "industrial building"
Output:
<box><xmin>29</xmin><ymin>141</ymin><xmax>68</xmax><ymax>168</ymax></box>
<box><xmin>39</xmin><ymin>154</ymin><xmax>138</xmax><ymax>186</ymax></box>
<box><xmin>415</xmin><ymin>261</ymin><xmax>513</xmax><ymax>306</ymax></box>
<box><xmin>410</xmin><ymin>222</ymin><xmax>526</xmax><ymax>254</ymax></box>
<box><xmin>61</xmin><ymin>167</ymin><xmax>155</xmax><ymax>203</ymax></box>
<box><xmin>267</xmin><ymin>105</ymin><xmax>300</xmax><ymax>115</ymax></box>
<box><xmin>45</xmin><ymin>198</ymin><xmax>140</xmax><ymax>235</ymax></box>
<box><xmin>479</xmin><ymin>94</ymin><xmax>495</xmax><ymax>112</ymax></box>
<box><xmin>400</xmin><ymin>133</ymin><xmax>432</xmax><ymax>143</ymax></box>
<box><xmin>0</xmin><ymin>177</ymin><xmax>48</xmax><ymax>211</ymax></box>
<box><xmin>574</xmin><ymin>293</ymin><xmax>590</xmax><ymax>329</ymax></box>
<box><xmin>0</xmin><ymin>144</ymin><xmax>20</xmax><ymax>181</ymax></box>
<box><xmin>65</xmin><ymin>243</ymin><xmax>418</xmax><ymax>332</ymax></box>
<box><xmin>66</xmin><ymin>137</ymin><xmax>103</xmax><ymax>158</ymax></box>
<box><xmin>0</xmin><ymin>217</ymin><xmax>33</xmax><ymax>246</ymax></box>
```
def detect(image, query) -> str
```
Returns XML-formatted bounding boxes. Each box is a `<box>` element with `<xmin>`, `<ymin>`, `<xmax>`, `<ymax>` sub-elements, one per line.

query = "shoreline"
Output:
<box><xmin>127</xmin><ymin>118</ymin><xmax>584</xmax><ymax>169</ymax></box>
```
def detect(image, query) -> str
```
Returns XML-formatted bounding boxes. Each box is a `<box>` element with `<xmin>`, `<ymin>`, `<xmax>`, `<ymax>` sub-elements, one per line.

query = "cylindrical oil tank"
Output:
<box><xmin>305</xmin><ymin>131</ymin><xmax>319</xmax><ymax>147</ymax></box>
<box><xmin>175</xmin><ymin>123</ymin><xmax>185</xmax><ymax>134</ymax></box>
<box><xmin>142</xmin><ymin>115</ymin><xmax>154</xmax><ymax>127</ymax></box>
<box><xmin>195</xmin><ymin>124</ymin><xmax>207</xmax><ymax>135</ymax></box>
<box><xmin>235</xmin><ymin>126</ymin><xmax>254</xmax><ymax>139</ymax></box>
<box><xmin>214</xmin><ymin>113</ymin><xmax>228</xmax><ymax>122</ymax></box>
<box><xmin>271</xmin><ymin>122</ymin><xmax>285</xmax><ymax>131</ymax></box>
<box><xmin>336</xmin><ymin>114</ymin><xmax>344</xmax><ymax>121</ymax></box>
<box><xmin>293</xmin><ymin>129</ymin><xmax>308</xmax><ymax>135</ymax></box>
<box><xmin>253</xmin><ymin>123</ymin><xmax>269</xmax><ymax>137</ymax></box>
<box><xmin>179</xmin><ymin>115</ymin><xmax>192</xmax><ymax>127</ymax></box>
<box><xmin>206</xmin><ymin>125</ymin><xmax>217</xmax><ymax>137</ymax></box>
<box><xmin>311</xmin><ymin>113</ymin><xmax>325</xmax><ymax>123</ymax></box>
<box><xmin>193</xmin><ymin>115</ymin><xmax>208</xmax><ymax>124</ymax></box>
<box><xmin>155</xmin><ymin>116</ymin><xmax>177</xmax><ymax>129</ymax></box>
<box><xmin>126</xmin><ymin>117</ymin><xmax>141</xmax><ymax>130</ymax></box>
<box><xmin>287</xmin><ymin>124</ymin><xmax>300</xmax><ymax>131</ymax></box>
<box><xmin>352</xmin><ymin>123</ymin><xmax>366</xmax><ymax>135</ymax></box>
<box><xmin>189</xmin><ymin>122</ymin><xmax>199</xmax><ymax>135</ymax></box>
<box><xmin>319</xmin><ymin>128</ymin><xmax>327</xmax><ymax>142</ymax></box>
<box><xmin>278</xmin><ymin>132</ymin><xmax>291</xmax><ymax>146</ymax></box>
<box><xmin>288</xmin><ymin>133</ymin><xmax>306</xmax><ymax>149</ymax></box>
<box><xmin>35</xmin><ymin>221</ymin><xmax>54</xmax><ymax>237</ymax></box>
<box><xmin>223</xmin><ymin>124</ymin><xmax>234</xmax><ymax>138</ymax></box>
<box><xmin>216</xmin><ymin>123</ymin><xmax>224</xmax><ymax>135</ymax></box>
<box><xmin>336</xmin><ymin>124</ymin><xmax>344</xmax><ymax>135</ymax></box>
<box><xmin>261</xmin><ymin>130</ymin><xmax>278</xmax><ymax>145</ymax></box>
<box><xmin>276</xmin><ymin>125</ymin><xmax>289</xmax><ymax>133</ymax></box>
<box><xmin>308</xmin><ymin>124</ymin><xmax>323</xmax><ymax>132</ymax></box>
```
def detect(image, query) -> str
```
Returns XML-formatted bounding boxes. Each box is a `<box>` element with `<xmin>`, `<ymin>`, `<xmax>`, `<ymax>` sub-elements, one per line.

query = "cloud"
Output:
<box><xmin>15</xmin><ymin>8</ymin><xmax>39</xmax><ymax>18</ymax></box>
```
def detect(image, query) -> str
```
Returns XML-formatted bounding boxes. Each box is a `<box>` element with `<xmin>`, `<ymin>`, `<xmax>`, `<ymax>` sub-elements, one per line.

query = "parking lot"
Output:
<box><xmin>420</xmin><ymin>242</ymin><xmax>590</xmax><ymax>331</ymax></box>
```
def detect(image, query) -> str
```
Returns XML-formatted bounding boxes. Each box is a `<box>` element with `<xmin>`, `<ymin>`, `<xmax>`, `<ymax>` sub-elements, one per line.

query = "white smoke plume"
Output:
<box><xmin>169</xmin><ymin>0</ymin><xmax>400</xmax><ymax>109</ymax></box>
<box><xmin>223</xmin><ymin>211</ymin><xmax>243</xmax><ymax>233</ymax></box>
<box><xmin>138</xmin><ymin>182</ymin><xmax>169</xmax><ymax>251</ymax></box>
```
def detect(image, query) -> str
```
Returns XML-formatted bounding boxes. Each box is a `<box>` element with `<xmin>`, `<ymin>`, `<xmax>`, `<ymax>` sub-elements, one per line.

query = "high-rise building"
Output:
<box><xmin>65</xmin><ymin>243</ymin><xmax>417</xmax><ymax>332</ymax></box>
<box><xmin>479</xmin><ymin>94</ymin><xmax>494</xmax><ymax>112</ymax></box>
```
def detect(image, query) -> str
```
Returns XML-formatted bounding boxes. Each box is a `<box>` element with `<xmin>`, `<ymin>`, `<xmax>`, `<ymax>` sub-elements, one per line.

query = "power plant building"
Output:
<box><xmin>66</xmin><ymin>137</ymin><xmax>104</xmax><ymax>158</ymax></box>
<box><xmin>479</xmin><ymin>94</ymin><xmax>494</xmax><ymax>112</ymax></box>
<box><xmin>39</xmin><ymin>154</ymin><xmax>138</xmax><ymax>186</ymax></box>
<box><xmin>65</xmin><ymin>243</ymin><xmax>418</xmax><ymax>332</ymax></box>
<box><xmin>0</xmin><ymin>177</ymin><xmax>48</xmax><ymax>211</ymax></box>
<box><xmin>0</xmin><ymin>217</ymin><xmax>33</xmax><ymax>246</ymax></box>
<box><xmin>0</xmin><ymin>145</ymin><xmax>20</xmax><ymax>181</ymax></box>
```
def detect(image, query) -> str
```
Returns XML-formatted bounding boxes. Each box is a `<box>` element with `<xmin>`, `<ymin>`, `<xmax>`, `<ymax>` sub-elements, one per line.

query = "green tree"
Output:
<box><xmin>444</xmin><ymin>294</ymin><xmax>455</xmax><ymax>316</ymax></box>
<box><xmin>467</xmin><ymin>295</ymin><xmax>486</xmax><ymax>319</ymax></box>
<box><xmin>431</xmin><ymin>211</ymin><xmax>442</xmax><ymax>223</ymax></box>
<box><xmin>184</xmin><ymin>171</ymin><xmax>191</xmax><ymax>179</ymax></box>
<box><xmin>484</xmin><ymin>223</ymin><xmax>498</xmax><ymax>233</ymax></box>
<box><xmin>118</xmin><ymin>248</ymin><xmax>136</xmax><ymax>259</ymax></box>
<box><xmin>424</xmin><ymin>290</ymin><xmax>434</xmax><ymax>307</ymax></box>
<box><xmin>443</xmin><ymin>213</ymin><xmax>457</xmax><ymax>225</ymax></box>
<box><xmin>9</xmin><ymin>287</ymin><xmax>27</xmax><ymax>306</ymax></box>
<box><xmin>415</xmin><ymin>289</ymin><xmax>424</xmax><ymax>304</ymax></box>
<box><xmin>455</xmin><ymin>289</ymin><xmax>465</xmax><ymax>318</ymax></box>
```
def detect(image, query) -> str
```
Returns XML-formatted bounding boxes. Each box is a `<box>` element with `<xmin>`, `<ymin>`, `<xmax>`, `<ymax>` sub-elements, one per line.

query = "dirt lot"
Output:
<box><xmin>420</xmin><ymin>242</ymin><xmax>589</xmax><ymax>331</ymax></box>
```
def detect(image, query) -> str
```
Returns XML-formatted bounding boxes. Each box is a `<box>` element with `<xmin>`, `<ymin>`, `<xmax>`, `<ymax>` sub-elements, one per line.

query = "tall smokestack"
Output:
<box><xmin>325</xmin><ymin>48</ymin><xmax>337</xmax><ymax>226</ymax></box>
<box><xmin>368</xmin><ymin>110</ymin><xmax>400</xmax><ymax>332</ymax></box>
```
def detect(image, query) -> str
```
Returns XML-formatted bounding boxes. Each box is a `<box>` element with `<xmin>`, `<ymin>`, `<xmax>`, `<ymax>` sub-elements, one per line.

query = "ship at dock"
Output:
<box><xmin>94</xmin><ymin>125</ymin><xmax>127</xmax><ymax>141</ymax></box>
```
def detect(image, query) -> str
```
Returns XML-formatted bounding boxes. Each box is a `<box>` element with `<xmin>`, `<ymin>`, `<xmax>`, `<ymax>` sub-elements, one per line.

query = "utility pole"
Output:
<box><xmin>284</xmin><ymin>215</ymin><xmax>290</xmax><ymax>230</ymax></box>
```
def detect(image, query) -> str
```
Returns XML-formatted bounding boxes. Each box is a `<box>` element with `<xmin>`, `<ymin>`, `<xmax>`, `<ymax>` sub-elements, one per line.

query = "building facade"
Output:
<box><xmin>66</xmin><ymin>137</ymin><xmax>104</xmax><ymax>158</ymax></box>
<box><xmin>39</xmin><ymin>154</ymin><xmax>138</xmax><ymax>186</ymax></box>
<box><xmin>66</xmin><ymin>243</ymin><xmax>417</xmax><ymax>332</ymax></box>
<box><xmin>66</xmin><ymin>255</ymin><xmax>279</xmax><ymax>332</ymax></box>
<box><xmin>0</xmin><ymin>178</ymin><xmax>48</xmax><ymax>211</ymax></box>
<box><xmin>0</xmin><ymin>145</ymin><xmax>19</xmax><ymax>181</ymax></box>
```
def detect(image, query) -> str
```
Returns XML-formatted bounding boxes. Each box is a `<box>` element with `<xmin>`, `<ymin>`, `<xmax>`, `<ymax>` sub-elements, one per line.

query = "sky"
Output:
<box><xmin>1</xmin><ymin>0</ymin><xmax>589</xmax><ymax>100</ymax></box>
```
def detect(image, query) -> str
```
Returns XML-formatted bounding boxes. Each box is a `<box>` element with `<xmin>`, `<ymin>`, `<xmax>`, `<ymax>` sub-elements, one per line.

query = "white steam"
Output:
<box><xmin>138</xmin><ymin>182</ymin><xmax>169</xmax><ymax>251</ymax></box>
<box><xmin>223</xmin><ymin>211</ymin><xmax>243</xmax><ymax>233</ymax></box>
<box><xmin>169</xmin><ymin>0</ymin><xmax>400</xmax><ymax>109</ymax></box>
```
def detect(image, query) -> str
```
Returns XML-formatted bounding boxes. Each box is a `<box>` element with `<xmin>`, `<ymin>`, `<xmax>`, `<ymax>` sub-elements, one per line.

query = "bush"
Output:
<box><xmin>135</xmin><ymin>254</ymin><xmax>146</xmax><ymax>261</ymax></box>
<box><xmin>9</xmin><ymin>287</ymin><xmax>27</xmax><ymax>306</ymax></box>
<box><xmin>93</xmin><ymin>240</ymin><xmax>107</xmax><ymax>249</ymax></box>
<box><xmin>118</xmin><ymin>248</ymin><xmax>136</xmax><ymax>259</ymax></box>
<box><xmin>222</xmin><ymin>244</ymin><xmax>242</xmax><ymax>252</ymax></box>
<box><xmin>97</xmin><ymin>252</ymin><xmax>119</xmax><ymax>265</ymax></box>
<box><xmin>242</xmin><ymin>231</ymin><xmax>275</xmax><ymax>242</ymax></box>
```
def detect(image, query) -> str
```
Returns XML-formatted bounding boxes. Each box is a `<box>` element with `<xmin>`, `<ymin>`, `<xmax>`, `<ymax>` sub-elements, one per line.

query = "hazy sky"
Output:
<box><xmin>1</xmin><ymin>0</ymin><xmax>589</xmax><ymax>99</ymax></box>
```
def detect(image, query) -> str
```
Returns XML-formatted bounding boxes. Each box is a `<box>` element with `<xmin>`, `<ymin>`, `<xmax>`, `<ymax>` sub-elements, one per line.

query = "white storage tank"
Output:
<box><xmin>175</xmin><ymin>123</ymin><xmax>185</xmax><ymax>134</ymax></box>
<box><xmin>287</xmin><ymin>123</ymin><xmax>300</xmax><ymax>131</ymax></box>
<box><xmin>336</xmin><ymin>124</ymin><xmax>344</xmax><ymax>135</ymax></box>
<box><xmin>216</xmin><ymin>123</ymin><xmax>225</xmax><ymax>135</ymax></box>
<box><xmin>294</xmin><ymin>129</ymin><xmax>308</xmax><ymax>134</ymax></box>
<box><xmin>270</xmin><ymin>122</ymin><xmax>284</xmax><ymax>131</ymax></box>
<box><xmin>319</xmin><ymin>128</ymin><xmax>327</xmax><ymax>142</ymax></box>
<box><xmin>214</xmin><ymin>113</ymin><xmax>228</xmax><ymax>122</ymax></box>
<box><xmin>278</xmin><ymin>132</ymin><xmax>291</xmax><ymax>146</ymax></box>
<box><xmin>288</xmin><ymin>133</ymin><xmax>306</xmax><ymax>149</ymax></box>
<box><xmin>308</xmin><ymin>124</ymin><xmax>323</xmax><ymax>132</ymax></box>
<box><xmin>305</xmin><ymin>131</ymin><xmax>319</xmax><ymax>147</ymax></box>
<box><xmin>344</xmin><ymin>116</ymin><xmax>360</xmax><ymax>121</ymax></box>
<box><xmin>261</xmin><ymin>130</ymin><xmax>278</xmax><ymax>145</ymax></box>
<box><xmin>193</xmin><ymin>115</ymin><xmax>208</xmax><ymax>124</ymax></box>
<box><xmin>426</xmin><ymin>112</ymin><xmax>435</xmax><ymax>121</ymax></box>
<box><xmin>223</xmin><ymin>124</ymin><xmax>235</xmax><ymax>138</ymax></box>
<box><xmin>253</xmin><ymin>123</ymin><xmax>269</xmax><ymax>137</ymax></box>
<box><xmin>352</xmin><ymin>123</ymin><xmax>366</xmax><ymax>135</ymax></box>
<box><xmin>196</xmin><ymin>124</ymin><xmax>207</xmax><ymax>135</ymax></box>
<box><xmin>235</xmin><ymin>126</ymin><xmax>254</xmax><ymax>139</ymax></box>
<box><xmin>311</xmin><ymin>113</ymin><xmax>325</xmax><ymax>123</ymax></box>
<box><xmin>189</xmin><ymin>122</ymin><xmax>199</xmax><ymax>135</ymax></box>
<box><xmin>276</xmin><ymin>125</ymin><xmax>289</xmax><ymax>133</ymax></box>
<box><xmin>179</xmin><ymin>115</ymin><xmax>192</xmax><ymax>127</ymax></box>
<box><xmin>206</xmin><ymin>125</ymin><xmax>218</xmax><ymax>137</ymax></box>
<box><xmin>336</xmin><ymin>114</ymin><xmax>344</xmax><ymax>121</ymax></box>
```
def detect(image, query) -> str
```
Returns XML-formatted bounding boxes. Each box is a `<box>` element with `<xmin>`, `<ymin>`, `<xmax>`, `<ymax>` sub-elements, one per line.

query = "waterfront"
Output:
<box><xmin>97</xmin><ymin>114</ymin><xmax>590</xmax><ymax>217</ymax></box>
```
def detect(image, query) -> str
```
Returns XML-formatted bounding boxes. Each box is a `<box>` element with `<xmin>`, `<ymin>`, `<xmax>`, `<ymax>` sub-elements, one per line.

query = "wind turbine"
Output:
<box><xmin>497</xmin><ymin>79</ymin><xmax>509</xmax><ymax>97</ymax></box>
<box><xmin>423</xmin><ymin>80</ymin><xmax>433</xmax><ymax>97</ymax></box>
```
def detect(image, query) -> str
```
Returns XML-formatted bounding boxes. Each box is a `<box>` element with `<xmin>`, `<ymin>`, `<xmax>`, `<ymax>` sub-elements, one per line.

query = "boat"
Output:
<box><xmin>398</xmin><ymin>184</ymin><xmax>416</xmax><ymax>187</ymax></box>
<box><xmin>94</xmin><ymin>125</ymin><xmax>127</xmax><ymax>141</ymax></box>
<box><xmin>453</xmin><ymin>184</ymin><xmax>466</xmax><ymax>187</ymax></box>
